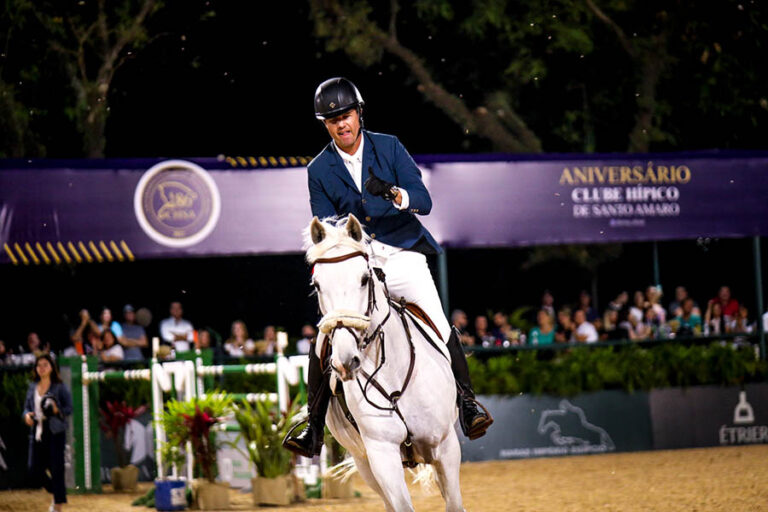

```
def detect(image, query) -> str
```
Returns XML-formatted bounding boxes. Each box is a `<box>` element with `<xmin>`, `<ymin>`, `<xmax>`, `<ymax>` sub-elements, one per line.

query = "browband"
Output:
<box><xmin>314</xmin><ymin>251</ymin><xmax>368</xmax><ymax>265</ymax></box>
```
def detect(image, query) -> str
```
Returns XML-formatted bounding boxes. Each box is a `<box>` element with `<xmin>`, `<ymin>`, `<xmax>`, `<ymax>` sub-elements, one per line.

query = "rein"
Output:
<box><xmin>313</xmin><ymin>249</ymin><xmax>424</xmax><ymax>464</ymax></box>
<box><xmin>355</xmin><ymin>298</ymin><xmax>419</xmax><ymax>465</ymax></box>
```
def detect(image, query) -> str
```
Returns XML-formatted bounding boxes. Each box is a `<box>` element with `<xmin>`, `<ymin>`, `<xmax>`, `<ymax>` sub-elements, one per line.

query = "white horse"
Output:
<box><xmin>306</xmin><ymin>214</ymin><xmax>464</xmax><ymax>512</ymax></box>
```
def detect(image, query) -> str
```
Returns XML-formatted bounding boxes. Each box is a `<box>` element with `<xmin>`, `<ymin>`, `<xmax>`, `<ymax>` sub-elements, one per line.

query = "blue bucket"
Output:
<box><xmin>154</xmin><ymin>479</ymin><xmax>187</xmax><ymax>511</ymax></box>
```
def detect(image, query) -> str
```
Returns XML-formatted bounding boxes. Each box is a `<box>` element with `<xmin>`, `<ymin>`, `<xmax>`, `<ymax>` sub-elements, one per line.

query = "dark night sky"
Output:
<box><xmin>1</xmin><ymin>2</ymin><xmax>766</xmax><ymax>352</ymax></box>
<box><xmin>0</xmin><ymin>2</ymin><xmax>473</xmax><ymax>349</ymax></box>
<box><xmin>9</xmin><ymin>0</ymin><xmax>766</xmax><ymax>158</ymax></box>
<box><xmin>100</xmin><ymin>1</ymin><xmax>468</xmax><ymax>159</ymax></box>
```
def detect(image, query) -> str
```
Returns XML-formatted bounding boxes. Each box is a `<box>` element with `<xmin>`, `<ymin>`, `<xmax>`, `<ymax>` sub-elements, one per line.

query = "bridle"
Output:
<box><xmin>314</xmin><ymin>250</ymin><xmax>392</xmax><ymax>351</ymax></box>
<box><xmin>311</xmin><ymin>247</ymin><xmax>431</xmax><ymax>467</ymax></box>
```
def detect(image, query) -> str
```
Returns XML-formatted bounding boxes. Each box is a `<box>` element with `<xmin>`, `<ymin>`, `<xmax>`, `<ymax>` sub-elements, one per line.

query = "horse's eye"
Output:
<box><xmin>361</xmin><ymin>275</ymin><xmax>370</xmax><ymax>287</ymax></box>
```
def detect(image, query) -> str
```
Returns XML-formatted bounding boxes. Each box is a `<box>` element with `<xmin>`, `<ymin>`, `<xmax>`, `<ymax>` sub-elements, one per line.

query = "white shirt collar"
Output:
<box><xmin>333</xmin><ymin>134</ymin><xmax>364</xmax><ymax>164</ymax></box>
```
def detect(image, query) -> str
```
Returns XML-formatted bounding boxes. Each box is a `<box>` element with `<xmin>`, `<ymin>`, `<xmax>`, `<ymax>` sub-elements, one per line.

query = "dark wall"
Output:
<box><xmin>0</xmin><ymin>253</ymin><xmax>317</xmax><ymax>353</ymax></box>
<box><xmin>1</xmin><ymin>237</ymin><xmax>765</xmax><ymax>354</ymax></box>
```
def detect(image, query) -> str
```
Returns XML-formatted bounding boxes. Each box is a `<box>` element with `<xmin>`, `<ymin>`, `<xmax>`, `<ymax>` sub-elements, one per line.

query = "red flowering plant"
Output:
<box><xmin>99</xmin><ymin>401</ymin><xmax>147</xmax><ymax>468</ymax></box>
<box><xmin>160</xmin><ymin>393</ymin><xmax>233</xmax><ymax>482</ymax></box>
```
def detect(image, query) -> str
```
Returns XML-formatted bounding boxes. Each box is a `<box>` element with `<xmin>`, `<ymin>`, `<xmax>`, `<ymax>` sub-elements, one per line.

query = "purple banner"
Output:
<box><xmin>1</xmin><ymin>153</ymin><xmax>767</xmax><ymax>264</ymax></box>
<box><xmin>425</xmin><ymin>155</ymin><xmax>768</xmax><ymax>248</ymax></box>
<box><xmin>0</xmin><ymin>159</ymin><xmax>312</xmax><ymax>264</ymax></box>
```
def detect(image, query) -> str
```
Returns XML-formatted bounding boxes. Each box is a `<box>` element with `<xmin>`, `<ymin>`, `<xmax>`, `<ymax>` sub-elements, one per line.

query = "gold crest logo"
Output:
<box><xmin>329</xmin><ymin>102</ymin><xmax>336</xmax><ymax>108</ymax></box>
<box><xmin>134</xmin><ymin>160</ymin><xmax>221</xmax><ymax>248</ymax></box>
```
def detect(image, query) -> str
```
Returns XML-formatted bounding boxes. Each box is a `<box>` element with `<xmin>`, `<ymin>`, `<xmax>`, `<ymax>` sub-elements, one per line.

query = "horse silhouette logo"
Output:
<box><xmin>537</xmin><ymin>400</ymin><xmax>615</xmax><ymax>450</ymax></box>
<box><xmin>134</xmin><ymin>160</ymin><xmax>221</xmax><ymax>248</ymax></box>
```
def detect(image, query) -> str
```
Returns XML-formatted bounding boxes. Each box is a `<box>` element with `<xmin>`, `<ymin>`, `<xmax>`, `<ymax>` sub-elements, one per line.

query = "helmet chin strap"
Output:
<box><xmin>355</xmin><ymin>106</ymin><xmax>364</xmax><ymax>143</ymax></box>
<box><xmin>342</xmin><ymin>107</ymin><xmax>364</xmax><ymax>150</ymax></box>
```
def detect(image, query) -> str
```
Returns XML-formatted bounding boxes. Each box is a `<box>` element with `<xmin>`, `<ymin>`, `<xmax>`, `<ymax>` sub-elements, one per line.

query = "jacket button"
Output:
<box><xmin>365</xmin><ymin>216</ymin><xmax>371</xmax><ymax>222</ymax></box>
<box><xmin>362</xmin><ymin>199</ymin><xmax>367</xmax><ymax>204</ymax></box>
<box><xmin>371</xmin><ymin>233</ymin><xmax>376</xmax><ymax>239</ymax></box>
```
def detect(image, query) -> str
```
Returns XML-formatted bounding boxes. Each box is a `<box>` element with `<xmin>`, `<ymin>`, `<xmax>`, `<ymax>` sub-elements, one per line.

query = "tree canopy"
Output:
<box><xmin>310</xmin><ymin>0</ymin><xmax>768</xmax><ymax>153</ymax></box>
<box><xmin>0</xmin><ymin>0</ymin><xmax>765</xmax><ymax>157</ymax></box>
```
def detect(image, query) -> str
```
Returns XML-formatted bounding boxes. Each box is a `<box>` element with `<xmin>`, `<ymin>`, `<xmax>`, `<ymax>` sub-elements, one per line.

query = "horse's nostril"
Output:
<box><xmin>349</xmin><ymin>356</ymin><xmax>361</xmax><ymax>371</ymax></box>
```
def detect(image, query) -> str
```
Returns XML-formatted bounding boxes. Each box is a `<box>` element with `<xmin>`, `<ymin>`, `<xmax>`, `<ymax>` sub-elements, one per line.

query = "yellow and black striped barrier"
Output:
<box><xmin>222</xmin><ymin>155</ymin><xmax>313</xmax><ymax>168</ymax></box>
<box><xmin>3</xmin><ymin>240</ymin><xmax>135</xmax><ymax>266</ymax></box>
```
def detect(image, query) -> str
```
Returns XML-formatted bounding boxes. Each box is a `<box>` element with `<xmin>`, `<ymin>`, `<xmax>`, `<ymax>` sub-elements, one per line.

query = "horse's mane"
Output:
<box><xmin>303</xmin><ymin>216</ymin><xmax>371</xmax><ymax>264</ymax></box>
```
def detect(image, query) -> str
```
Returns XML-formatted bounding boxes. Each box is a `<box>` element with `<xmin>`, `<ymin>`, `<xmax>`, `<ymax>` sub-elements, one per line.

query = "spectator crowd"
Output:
<box><xmin>0</xmin><ymin>285</ymin><xmax>766</xmax><ymax>366</ymax></box>
<box><xmin>453</xmin><ymin>285</ymin><xmax>768</xmax><ymax>348</ymax></box>
<box><xmin>0</xmin><ymin>300</ymin><xmax>318</xmax><ymax>367</ymax></box>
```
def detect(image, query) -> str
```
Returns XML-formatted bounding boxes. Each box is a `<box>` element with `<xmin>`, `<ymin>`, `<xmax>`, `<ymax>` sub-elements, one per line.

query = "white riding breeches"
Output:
<box><xmin>370</xmin><ymin>246</ymin><xmax>451</xmax><ymax>343</ymax></box>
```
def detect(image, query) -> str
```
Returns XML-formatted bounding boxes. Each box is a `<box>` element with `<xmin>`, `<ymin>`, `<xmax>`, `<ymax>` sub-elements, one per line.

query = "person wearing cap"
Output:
<box><xmin>283</xmin><ymin>77</ymin><xmax>492</xmax><ymax>458</ymax></box>
<box><xmin>120</xmin><ymin>304</ymin><xmax>148</xmax><ymax>361</ymax></box>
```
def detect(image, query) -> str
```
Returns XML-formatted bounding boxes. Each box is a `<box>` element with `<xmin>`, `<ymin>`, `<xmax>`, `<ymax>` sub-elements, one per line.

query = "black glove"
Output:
<box><xmin>364</xmin><ymin>167</ymin><xmax>396</xmax><ymax>201</ymax></box>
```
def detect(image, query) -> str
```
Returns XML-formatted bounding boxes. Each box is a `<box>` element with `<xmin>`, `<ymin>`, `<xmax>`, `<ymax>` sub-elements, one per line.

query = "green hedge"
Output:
<box><xmin>2</xmin><ymin>343</ymin><xmax>765</xmax><ymax>416</ymax></box>
<box><xmin>0</xmin><ymin>370</ymin><xmax>35</xmax><ymax>490</ymax></box>
<box><xmin>468</xmin><ymin>342</ymin><xmax>768</xmax><ymax>396</ymax></box>
<box><xmin>219</xmin><ymin>371</ymin><xmax>276</xmax><ymax>394</ymax></box>
<box><xmin>0</xmin><ymin>370</ymin><xmax>30</xmax><ymax>419</ymax></box>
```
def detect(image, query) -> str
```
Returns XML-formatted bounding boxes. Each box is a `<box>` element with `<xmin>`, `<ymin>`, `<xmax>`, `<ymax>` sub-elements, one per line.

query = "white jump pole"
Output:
<box><xmin>184</xmin><ymin>360</ymin><xmax>196</xmax><ymax>482</ymax></box>
<box><xmin>151</xmin><ymin>337</ymin><xmax>167</xmax><ymax>480</ymax></box>
<box><xmin>81</xmin><ymin>355</ymin><xmax>92</xmax><ymax>490</ymax></box>
<box><xmin>195</xmin><ymin>348</ymin><xmax>204</xmax><ymax>396</ymax></box>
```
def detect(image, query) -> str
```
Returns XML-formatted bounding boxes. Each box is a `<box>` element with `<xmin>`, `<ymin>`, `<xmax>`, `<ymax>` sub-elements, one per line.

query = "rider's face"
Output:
<box><xmin>324</xmin><ymin>109</ymin><xmax>361</xmax><ymax>154</ymax></box>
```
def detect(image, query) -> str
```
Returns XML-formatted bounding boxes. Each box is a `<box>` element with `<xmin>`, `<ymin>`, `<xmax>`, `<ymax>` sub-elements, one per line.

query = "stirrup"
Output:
<box><xmin>460</xmin><ymin>397</ymin><xmax>494</xmax><ymax>440</ymax></box>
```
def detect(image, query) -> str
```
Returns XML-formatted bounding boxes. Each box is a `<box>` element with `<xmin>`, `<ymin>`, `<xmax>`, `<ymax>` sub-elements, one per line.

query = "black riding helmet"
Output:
<box><xmin>314</xmin><ymin>77</ymin><xmax>364</xmax><ymax>120</ymax></box>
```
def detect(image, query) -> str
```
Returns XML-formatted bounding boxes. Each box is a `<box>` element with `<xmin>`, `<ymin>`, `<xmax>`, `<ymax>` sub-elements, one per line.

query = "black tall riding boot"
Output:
<box><xmin>447</xmin><ymin>327</ymin><xmax>494</xmax><ymax>440</ymax></box>
<box><xmin>282</xmin><ymin>345</ymin><xmax>332</xmax><ymax>457</ymax></box>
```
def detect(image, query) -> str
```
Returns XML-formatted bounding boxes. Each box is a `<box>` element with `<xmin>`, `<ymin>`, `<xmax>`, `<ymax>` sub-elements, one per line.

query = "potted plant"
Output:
<box><xmin>322</xmin><ymin>429</ymin><xmax>355</xmax><ymax>498</ymax></box>
<box><xmin>231</xmin><ymin>398</ymin><xmax>303</xmax><ymax>506</ymax></box>
<box><xmin>98</xmin><ymin>400</ymin><xmax>147</xmax><ymax>491</ymax></box>
<box><xmin>160</xmin><ymin>393</ymin><xmax>233</xmax><ymax>510</ymax></box>
<box><xmin>154</xmin><ymin>443</ymin><xmax>187</xmax><ymax>511</ymax></box>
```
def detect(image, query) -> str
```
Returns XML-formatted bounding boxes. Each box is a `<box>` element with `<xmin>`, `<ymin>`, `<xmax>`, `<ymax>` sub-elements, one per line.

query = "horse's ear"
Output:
<box><xmin>310</xmin><ymin>217</ymin><xmax>325</xmax><ymax>244</ymax></box>
<box><xmin>346</xmin><ymin>214</ymin><xmax>363</xmax><ymax>242</ymax></box>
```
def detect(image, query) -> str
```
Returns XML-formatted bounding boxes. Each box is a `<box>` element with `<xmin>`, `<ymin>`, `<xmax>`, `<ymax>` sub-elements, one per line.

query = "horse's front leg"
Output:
<box><xmin>351</xmin><ymin>454</ymin><xmax>396</xmax><ymax>512</ymax></box>
<box><xmin>361</xmin><ymin>437</ymin><xmax>414</xmax><ymax>512</ymax></box>
<box><xmin>432</xmin><ymin>431</ymin><xmax>465</xmax><ymax>512</ymax></box>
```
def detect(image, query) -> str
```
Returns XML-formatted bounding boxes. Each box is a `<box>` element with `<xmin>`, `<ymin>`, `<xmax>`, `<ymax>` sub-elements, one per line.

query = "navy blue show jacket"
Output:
<box><xmin>307</xmin><ymin>130</ymin><xmax>441</xmax><ymax>254</ymax></box>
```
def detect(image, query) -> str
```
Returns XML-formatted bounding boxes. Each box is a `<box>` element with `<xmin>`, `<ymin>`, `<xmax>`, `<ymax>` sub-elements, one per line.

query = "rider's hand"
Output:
<box><xmin>24</xmin><ymin>412</ymin><xmax>35</xmax><ymax>427</ymax></box>
<box><xmin>364</xmin><ymin>168</ymin><xmax>396</xmax><ymax>201</ymax></box>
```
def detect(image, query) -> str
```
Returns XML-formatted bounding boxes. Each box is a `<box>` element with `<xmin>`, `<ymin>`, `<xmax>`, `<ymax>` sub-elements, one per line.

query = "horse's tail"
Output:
<box><xmin>325</xmin><ymin>459</ymin><xmax>438</xmax><ymax>495</ymax></box>
<box><xmin>324</xmin><ymin>457</ymin><xmax>357</xmax><ymax>482</ymax></box>
<box><xmin>408</xmin><ymin>464</ymin><xmax>438</xmax><ymax>496</ymax></box>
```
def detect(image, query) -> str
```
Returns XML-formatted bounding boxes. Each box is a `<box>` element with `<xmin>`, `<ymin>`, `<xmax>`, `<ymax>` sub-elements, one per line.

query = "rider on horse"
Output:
<box><xmin>283</xmin><ymin>77</ymin><xmax>493</xmax><ymax>458</ymax></box>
